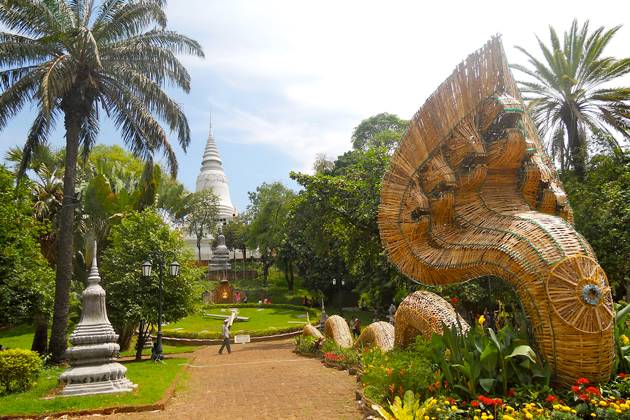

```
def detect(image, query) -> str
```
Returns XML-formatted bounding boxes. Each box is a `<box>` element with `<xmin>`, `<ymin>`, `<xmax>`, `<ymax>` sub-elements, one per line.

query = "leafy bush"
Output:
<box><xmin>294</xmin><ymin>335</ymin><xmax>319</xmax><ymax>354</ymax></box>
<box><xmin>428</xmin><ymin>318</ymin><xmax>550</xmax><ymax>399</ymax></box>
<box><xmin>320</xmin><ymin>339</ymin><xmax>359</xmax><ymax>368</ymax></box>
<box><xmin>0</xmin><ymin>349</ymin><xmax>43</xmax><ymax>394</ymax></box>
<box><xmin>164</xmin><ymin>325</ymin><xmax>305</xmax><ymax>339</ymax></box>
<box><xmin>614</xmin><ymin>302</ymin><xmax>630</xmax><ymax>374</ymax></box>
<box><xmin>361</xmin><ymin>338</ymin><xmax>434</xmax><ymax>403</ymax></box>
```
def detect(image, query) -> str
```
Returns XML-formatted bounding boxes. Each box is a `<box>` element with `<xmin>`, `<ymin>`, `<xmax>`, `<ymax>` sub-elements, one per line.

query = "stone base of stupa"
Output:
<box><xmin>59</xmin><ymin>362</ymin><xmax>137</xmax><ymax>396</ymax></box>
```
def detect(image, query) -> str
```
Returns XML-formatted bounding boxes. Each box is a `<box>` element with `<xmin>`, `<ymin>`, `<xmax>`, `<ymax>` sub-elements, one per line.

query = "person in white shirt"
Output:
<box><xmin>219</xmin><ymin>319</ymin><xmax>231</xmax><ymax>354</ymax></box>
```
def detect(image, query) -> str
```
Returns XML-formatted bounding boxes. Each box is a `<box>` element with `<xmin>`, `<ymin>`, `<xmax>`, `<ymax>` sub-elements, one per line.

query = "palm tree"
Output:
<box><xmin>513</xmin><ymin>20</ymin><xmax>630</xmax><ymax>178</ymax></box>
<box><xmin>0</xmin><ymin>0</ymin><xmax>203</xmax><ymax>362</ymax></box>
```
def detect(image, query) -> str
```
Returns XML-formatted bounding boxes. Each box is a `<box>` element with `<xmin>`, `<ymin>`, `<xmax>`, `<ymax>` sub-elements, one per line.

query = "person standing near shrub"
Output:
<box><xmin>352</xmin><ymin>318</ymin><xmax>361</xmax><ymax>338</ymax></box>
<box><xmin>219</xmin><ymin>319</ymin><xmax>232</xmax><ymax>355</ymax></box>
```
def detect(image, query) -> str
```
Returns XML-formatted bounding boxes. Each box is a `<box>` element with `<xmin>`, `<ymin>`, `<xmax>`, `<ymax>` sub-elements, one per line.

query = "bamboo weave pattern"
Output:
<box><xmin>378</xmin><ymin>37</ymin><xmax>614</xmax><ymax>385</ymax></box>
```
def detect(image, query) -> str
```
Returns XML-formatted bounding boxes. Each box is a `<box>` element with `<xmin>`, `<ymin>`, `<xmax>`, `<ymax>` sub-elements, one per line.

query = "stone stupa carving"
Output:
<box><xmin>209</xmin><ymin>229</ymin><xmax>231</xmax><ymax>273</ymax></box>
<box><xmin>59</xmin><ymin>243</ymin><xmax>136</xmax><ymax>396</ymax></box>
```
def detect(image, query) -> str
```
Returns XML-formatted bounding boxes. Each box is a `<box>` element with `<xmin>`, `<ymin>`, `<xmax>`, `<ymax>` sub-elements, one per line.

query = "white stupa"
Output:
<box><xmin>195</xmin><ymin>119</ymin><xmax>236</xmax><ymax>223</ymax></box>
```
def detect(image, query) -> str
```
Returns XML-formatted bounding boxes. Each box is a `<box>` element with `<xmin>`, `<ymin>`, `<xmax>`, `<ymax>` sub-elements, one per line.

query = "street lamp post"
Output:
<box><xmin>142</xmin><ymin>257</ymin><xmax>180</xmax><ymax>361</ymax></box>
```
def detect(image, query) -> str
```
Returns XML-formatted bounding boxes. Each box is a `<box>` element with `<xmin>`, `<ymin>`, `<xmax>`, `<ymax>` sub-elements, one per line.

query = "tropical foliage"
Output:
<box><xmin>0</xmin><ymin>0</ymin><xmax>203</xmax><ymax>362</ymax></box>
<box><xmin>0</xmin><ymin>166</ymin><xmax>54</xmax><ymax>353</ymax></box>
<box><xmin>100</xmin><ymin>209</ymin><xmax>201</xmax><ymax>358</ymax></box>
<box><xmin>514</xmin><ymin>20</ymin><xmax>630</xmax><ymax>176</ymax></box>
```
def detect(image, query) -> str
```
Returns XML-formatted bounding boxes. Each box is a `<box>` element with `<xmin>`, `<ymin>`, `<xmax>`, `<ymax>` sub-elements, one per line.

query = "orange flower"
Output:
<box><xmin>386</xmin><ymin>367</ymin><xmax>393</xmax><ymax>376</ymax></box>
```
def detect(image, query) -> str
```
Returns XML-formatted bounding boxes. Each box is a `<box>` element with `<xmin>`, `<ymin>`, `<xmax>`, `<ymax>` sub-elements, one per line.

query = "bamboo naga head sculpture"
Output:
<box><xmin>378</xmin><ymin>37</ymin><xmax>614</xmax><ymax>385</ymax></box>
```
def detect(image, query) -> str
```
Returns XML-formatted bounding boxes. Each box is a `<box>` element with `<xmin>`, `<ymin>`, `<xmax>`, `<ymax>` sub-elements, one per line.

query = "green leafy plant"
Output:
<box><xmin>614</xmin><ymin>302</ymin><xmax>630</xmax><ymax>374</ymax></box>
<box><xmin>294</xmin><ymin>336</ymin><xmax>319</xmax><ymax>354</ymax></box>
<box><xmin>361</xmin><ymin>338</ymin><xmax>434</xmax><ymax>403</ymax></box>
<box><xmin>429</xmin><ymin>319</ymin><xmax>550</xmax><ymax>399</ymax></box>
<box><xmin>320</xmin><ymin>340</ymin><xmax>359</xmax><ymax>369</ymax></box>
<box><xmin>0</xmin><ymin>349</ymin><xmax>43</xmax><ymax>394</ymax></box>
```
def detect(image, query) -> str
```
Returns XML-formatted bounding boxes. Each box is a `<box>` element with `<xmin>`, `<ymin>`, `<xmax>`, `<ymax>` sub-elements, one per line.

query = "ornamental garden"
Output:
<box><xmin>1</xmin><ymin>2</ymin><xmax>630</xmax><ymax>419</ymax></box>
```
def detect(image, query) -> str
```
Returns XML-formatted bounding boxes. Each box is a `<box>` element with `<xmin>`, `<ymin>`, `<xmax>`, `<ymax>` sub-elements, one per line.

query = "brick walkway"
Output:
<box><xmin>105</xmin><ymin>340</ymin><xmax>361</xmax><ymax>420</ymax></box>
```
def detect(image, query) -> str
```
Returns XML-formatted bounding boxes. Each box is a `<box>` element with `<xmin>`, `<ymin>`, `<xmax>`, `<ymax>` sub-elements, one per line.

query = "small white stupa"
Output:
<box><xmin>59</xmin><ymin>242</ymin><xmax>136</xmax><ymax>396</ymax></box>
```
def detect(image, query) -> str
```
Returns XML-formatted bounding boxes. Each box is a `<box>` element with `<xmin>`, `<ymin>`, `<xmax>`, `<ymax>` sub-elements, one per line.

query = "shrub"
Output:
<box><xmin>361</xmin><ymin>338</ymin><xmax>434</xmax><ymax>404</ymax></box>
<box><xmin>320</xmin><ymin>339</ymin><xmax>360</xmax><ymax>368</ymax></box>
<box><xmin>294</xmin><ymin>335</ymin><xmax>319</xmax><ymax>354</ymax></box>
<box><xmin>0</xmin><ymin>349</ymin><xmax>43</xmax><ymax>394</ymax></box>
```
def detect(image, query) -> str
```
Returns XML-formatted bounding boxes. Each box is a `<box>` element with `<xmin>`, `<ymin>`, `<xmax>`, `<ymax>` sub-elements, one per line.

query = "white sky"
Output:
<box><xmin>166</xmin><ymin>0</ymin><xmax>630</xmax><ymax>178</ymax></box>
<box><xmin>1</xmin><ymin>0</ymin><xmax>629</xmax><ymax>210</ymax></box>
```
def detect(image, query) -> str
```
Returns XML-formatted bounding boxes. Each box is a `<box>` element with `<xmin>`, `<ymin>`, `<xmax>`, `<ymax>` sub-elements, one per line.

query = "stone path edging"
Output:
<box><xmin>158</xmin><ymin>329</ymin><xmax>302</xmax><ymax>345</ymax></box>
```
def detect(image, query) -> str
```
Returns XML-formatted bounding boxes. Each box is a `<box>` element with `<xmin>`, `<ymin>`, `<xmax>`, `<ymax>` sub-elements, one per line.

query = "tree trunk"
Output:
<box><xmin>283</xmin><ymin>258</ymin><xmax>289</xmax><ymax>288</ymax></box>
<box><xmin>135</xmin><ymin>321</ymin><xmax>150</xmax><ymax>361</ymax></box>
<box><xmin>31</xmin><ymin>311</ymin><xmax>48</xmax><ymax>355</ymax></box>
<box><xmin>118</xmin><ymin>324</ymin><xmax>135</xmax><ymax>351</ymax></box>
<box><xmin>49</xmin><ymin>114</ymin><xmax>80</xmax><ymax>364</ymax></box>
<box><xmin>565</xmin><ymin>113</ymin><xmax>586</xmax><ymax>179</ymax></box>
<box><xmin>288</xmin><ymin>261</ymin><xmax>295</xmax><ymax>292</ymax></box>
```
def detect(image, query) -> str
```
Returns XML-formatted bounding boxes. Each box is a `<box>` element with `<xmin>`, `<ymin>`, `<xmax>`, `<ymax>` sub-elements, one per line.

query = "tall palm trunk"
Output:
<box><xmin>564</xmin><ymin>109</ymin><xmax>586</xmax><ymax>179</ymax></box>
<box><xmin>49</xmin><ymin>112</ymin><xmax>80</xmax><ymax>363</ymax></box>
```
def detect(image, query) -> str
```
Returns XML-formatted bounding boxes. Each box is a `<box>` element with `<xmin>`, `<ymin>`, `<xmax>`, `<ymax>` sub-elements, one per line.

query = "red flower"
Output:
<box><xmin>619</xmin><ymin>372</ymin><xmax>628</xmax><ymax>379</ymax></box>
<box><xmin>585</xmin><ymin>386</ymin><xmax>600</xmax><ymax>396</ymax></box>
<box><xmin>545</xmin><ymin>395</ymin><xmax>557</xmax><ymax>403</ymax></box>
<box><xmin>571</xmin><ymin>385</ymin><xmax>580</xmax><ymax>393</ymax></box>
<box><xmin>578</xmin><ymin>394</ymin><xmax>589</xmax><ymax>401</ymax></box>
<box><xmin>507</xmin><ymin>388</ymin><xmax>516</xmax><ymax>397</ymax></box>
<box><xmin>576</xmin><ymin>377</ymin><xmax>590</xmax><ymax>385</ymax></box>
<box><xmin>471</xmin><ymin>401</ymin><xmax>480</xmax><ymax>408</ymax></box>
<box><xmin>493</xmin><ymin>398</ymin><xmax>503</xmax><ymax>406</ymax></box>
<box><xmin>450</xmin><ymin>297</ymin><xmax>459</xmax><ymax>304</ymax></box>
<box><xmin>448</xmin><ymin>397</ymin><xmax>456</xmax><ymax>405</ymax></box>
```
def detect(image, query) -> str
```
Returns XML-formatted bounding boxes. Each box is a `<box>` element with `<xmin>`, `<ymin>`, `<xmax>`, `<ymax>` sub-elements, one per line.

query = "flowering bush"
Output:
<box><xmin>361</xmin><ymin>338</ymin><xmax>434</xmax><ymax>404</ymax></box>
<box><xmin>320</xmin><ymin>339</ymin><xmax>359</xmax><ymax>368</ymax></box>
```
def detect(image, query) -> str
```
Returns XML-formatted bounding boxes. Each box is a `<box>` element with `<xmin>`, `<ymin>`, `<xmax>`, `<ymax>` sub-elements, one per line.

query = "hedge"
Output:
<box><xmin>0</xmin><ymin>349</ymin><xmax>43</xmax><ymax>394</ymax></box>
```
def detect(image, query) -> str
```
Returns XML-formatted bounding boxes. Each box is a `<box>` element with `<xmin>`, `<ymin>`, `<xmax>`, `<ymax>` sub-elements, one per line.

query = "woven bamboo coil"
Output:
<box><xmin>394</xmin><ymin>291</ymin><xmax>470</xmax><ymax>348</ymax></box>
<box><xmin>378</xmin><ymin>37</ymin><xmax>613</xmax><ymax>385</ymax></box>
<box><xmin>302</xmin><ymin>324</ymin><xmax>324</xmax><ymax>340</ymax></box>
<box><xmin>355</xmin><ymin>321</ymin><xmax>395</xmax><ymax>352</ymax></box>
<box><xmin>324</xmin><ymin>315</ymin><xmax>353</xmax><ymax>348</ymax></box>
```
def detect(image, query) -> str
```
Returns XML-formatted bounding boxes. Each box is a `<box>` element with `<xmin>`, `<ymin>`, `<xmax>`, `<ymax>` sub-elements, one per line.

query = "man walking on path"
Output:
<box><xmin>219</xmin><ymin>319</ymin><xmax>231</xmax><ymax>354</ymax></box>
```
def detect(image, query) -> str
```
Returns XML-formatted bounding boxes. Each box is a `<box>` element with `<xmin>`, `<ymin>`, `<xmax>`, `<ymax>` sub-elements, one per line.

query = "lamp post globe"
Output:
<box><xmin>142</xmin><ymin>261</ymin><xmax>152</xmax><ymax>277</ymax></box>
<box><xmin>169</xmin><ymin>260</ymin><xmax>180</xmax><ymax>277</ymax></box>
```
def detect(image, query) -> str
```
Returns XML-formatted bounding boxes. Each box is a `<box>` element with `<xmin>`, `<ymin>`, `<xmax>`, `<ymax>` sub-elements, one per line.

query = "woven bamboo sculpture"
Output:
<box><xmin>324</xmin><ymin>315</ymin><xmax>354</xmax><ymax>348</ymax></box>
<box><xmin>378</xmin><ymin>37</ymin><xmax>614</xmax><ymax>385</ymax></box>
<box><xmin>355</xmin><ymin>321</ymin><xmax>395</xmax><ymax>352</ymax></box>
<box><xmin>303</xmin><ymin>324</ymin><xmax>324</xmax><ymax>340</ymax></box>
<box><xmin>394</xmin><ymin>291</ymin><xmax>470</xmax><ymax>347</ymax></box>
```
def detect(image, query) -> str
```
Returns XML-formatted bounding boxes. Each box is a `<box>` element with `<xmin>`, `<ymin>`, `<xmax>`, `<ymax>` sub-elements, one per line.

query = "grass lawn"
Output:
<box><xmin>0</xmin><ymin>325</ymin><xmax>203</xmax><ymax>357</ymax></box>
<box><xmin>163</xmin><ymin>306</ymin><xmax>318</xmax><ymax>338</ymax></box>
<box><xmin>0</xmin><ymin>324</ymin><xmax>36</xmax><ymax>350</ymax></box>
<box><xmin>0</xmin><ymin>358</ymin><xmax>188</xmax><ymax>417</ymax></box>
<box><xmin>119</xmin><ymin>336</ymin><xmax>202</xmax><ymax>358</ymax></box>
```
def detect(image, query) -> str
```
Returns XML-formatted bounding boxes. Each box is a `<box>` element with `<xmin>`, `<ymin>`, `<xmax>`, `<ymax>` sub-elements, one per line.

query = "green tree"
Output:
<box><xmin>185</xmin><ymin>190</ymin><xmax>220</xmax><ymax>261</ymax></box>
<box><xmin>0</xmin><ymin>166</ymin><xmax>54</xmax><ymax>353</ymax></box>
<box><xmin>563</xmin><ymin>150</ymin><xmax>630</xmax><ymax>300</ymax></box>
<box><xmin>0</xmin><ymin>0</ymin><xmax>203</xmax><ymax>362</ymax></box>
<box><xmin>247</xmin><ymin>182</ymin><xmax>295</xmax><ymax>287</ymax></box>
<box><xmin>514</xmin><ymin>20</ymin><xmax>630</xmax><ymax>177</ymax></box>
<box><xmin>351</xmin><ymin>112</ymin><xmax>409</xmax><ymax>152</ymax></box>
<box><xmin>222</xmin><ymin>214</ymin><xmax>249</xmax><ymax>261</ymax></box>
<box><xmin>100</xmin><ymin>208</ymin><xmax>200</xmax><ymax>359</ymax></box>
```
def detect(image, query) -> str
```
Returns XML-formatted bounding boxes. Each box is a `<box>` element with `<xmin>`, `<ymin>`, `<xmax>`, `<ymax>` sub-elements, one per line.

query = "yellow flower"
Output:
<box><xmin>525</xmin><ymin>413</ymin><xmax>533</xmax><ymax>420</ymax></box>
<box><xmin>424</xmin><ymin>417</ymin><xmax>429</xmax><ymax>420</ymax></box>
<box><xmin>503</xmin><ymin>416</ymin><xmax>515</xmax><ymax>420</ymax></box>
<box><xmin>621</xmin><ymin>334</ymin><xmax>630</xmax><ymax>345</ymax></box>
<box><xmin>599</xmin><ymin>401</ymin><xmax>608</xmax><ymax>407</ymax></box>
<box><xmin>591</xmin><ymin>413</ymin><xmax>597</xmax><ymax>417</ymax></box>
<box><xmin>553</xmin><ymin>404</ymin><xmax>560</xmax><ymax>410</ymax></box>
<box><xmin>478</xmin><ymin>315</ymin><xmax>486</xmax><ymax>326</ymax></box>
<box><xmin>451</xmin><ymin>405</ymin><xmax>457</xmax><ymax>412</ymax></box>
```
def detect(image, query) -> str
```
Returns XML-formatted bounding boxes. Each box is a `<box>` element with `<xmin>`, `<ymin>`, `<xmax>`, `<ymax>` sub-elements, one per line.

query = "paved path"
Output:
<box><xmin>103</xmin><ymin>340</ymin><xmax>361</xmax><ymax>420</ymax></box>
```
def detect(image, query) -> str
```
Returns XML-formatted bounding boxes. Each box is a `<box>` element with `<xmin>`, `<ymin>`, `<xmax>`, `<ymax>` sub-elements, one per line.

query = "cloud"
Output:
<box><xmin>164</xmin><ymin>0</ymin><xmax>630</xmax><ymax>174</ymax></box>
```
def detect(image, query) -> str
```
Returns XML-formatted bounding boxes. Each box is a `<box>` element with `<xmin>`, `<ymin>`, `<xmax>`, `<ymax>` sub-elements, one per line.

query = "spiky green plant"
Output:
<box><xmin>0</xmin><ymin>0</ymin><xmax>204</xmax><ymax>362</ymax></box>
<box><xmin>513</xmin><ymin>20</ymin><xmax>630</xmax><ymax>177</ymax></box>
